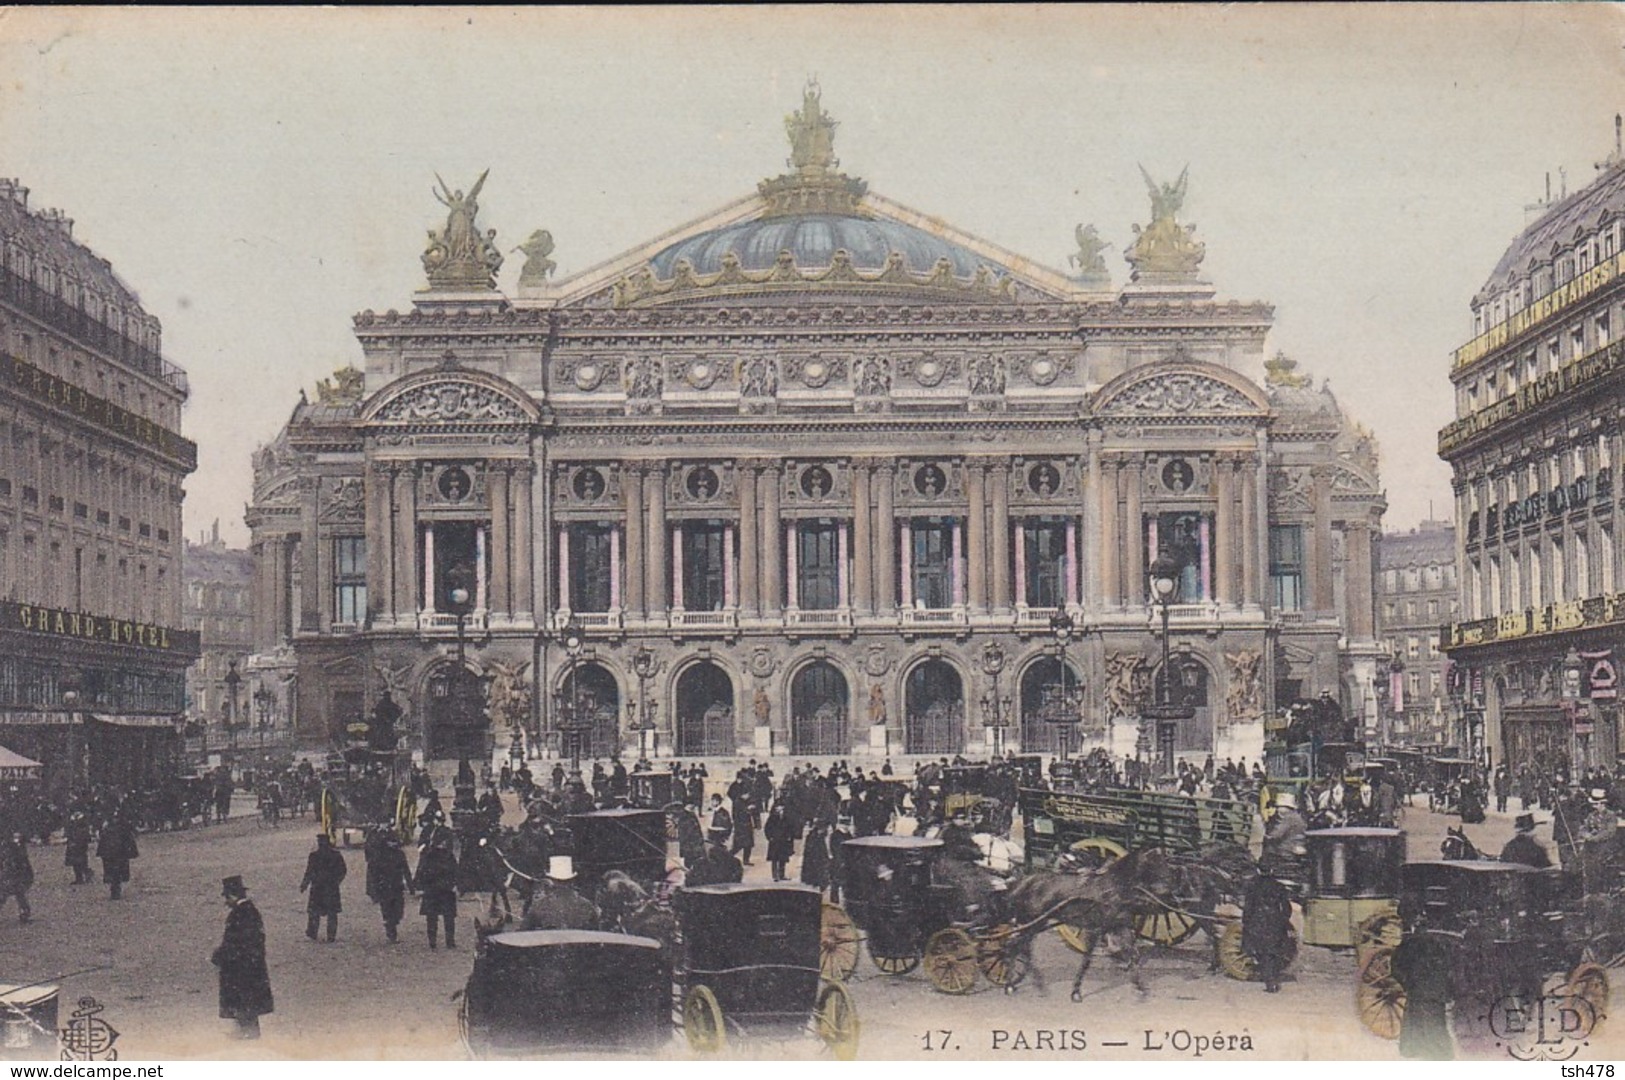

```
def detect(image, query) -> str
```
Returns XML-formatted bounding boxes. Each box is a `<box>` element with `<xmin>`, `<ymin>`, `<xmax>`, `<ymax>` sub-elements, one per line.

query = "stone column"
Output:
<box><xmin>513</xmin><ymin>462</ymin><xmax>534</xmax><ymax>619</ymax></box>
<box><xmin>423</xmin><ymin>526</ymin><xmax>437</xmax><ymax>613</ymax></box>
<box><xmin>557</xmin><ymin>526</ymin><xmax>571</xmax><ymax>611</ymax></box>
<box><xmin>299</xmin><ymin>477</ymin><xmax>320</xmax><ymax>632</ymax></box>
<box><xmin>851</xmin><ymin>462</ymin><xmax>872</xmax><ymax>613</ymax></box>
<box><xmin>1311</xmin><ymin>466</ymin><xmax>1334</xmax><ymax>612</ymax></box>
<box><xmin>1240</xmin><ymin>456</ymin><xmax>1259</xmax><ymax>607</ymax></box>
<box><xmin>1214</xmin><ymin>455</ymin><xmax>1234</xmax><ymax>606</ymax></box>
<box><xmin>760</xmin><ymin>466</ymin><xmax>782</xmax><ymax>612</ymax></box>
<box><xmin>269</xmin><ymin>536</ymin><xmax>289</xmax><ymax>642</ymax></box>
<box><xmin>785</xmin><ymin>521</ymin><xmax>800</xmax><ymax>610</ymax></box>
<box><xmin>951</xmin><ymin>520</ymin><xmax>964</xmax><ymax>607</ymax></box>
<box><xmin>392</xmin><ymin>466</ymin><xmax>417</xmax><ymax>618</ymax></box>
<box><xmin>1124</xmin><ymin>458</ymin><xmax>1144</xmax><ymax>605</ymax></box>
<box><xmin>489</xmin><ymin>465</ymin><xmax>511</xmax><ymax>616</ymax></box>
<box><xmin>364</xmin><ymin>463</ymin><xmax>387</xmax><ymax>624</ymax></box>
<box><xmin>1085</xmin><ymin>435</ymin><xmax>1103</xmax><ymax>610</ymax></box>
<box><xmin>1348</xmin><ymin>519</ymin><xmax>1374</xmax><ymax>639</ymax></box>
<box><xmin>837</xmin><ymin>521</ymin><xmax>850</xmax><ymax>608</ymax></box>
<box><xmin>990</xmin><ymin>459</ymin><xmax>1011</xmax><ymax>610</ymax></box>
<box><xmin>874</xmin><ymin>463</ymin><xmax>896</xmax><ymax>611</ymax></box>
<box><xmin>738</xmin><ymin>461</ymin><xmax>759</xmax><ymax>615</ymax></box>
<box><xmin>899</xmin><ymin>520</ymin><xmax>913</xmax><ymax>608</ymax></box>
<box><xmin>723</xmin><ymin>524</ymin><xmax>736</xmax><ymax>608</ymax></box>
<box><xmin>623</xmin><ymin>465</ymin><xmax>644</xmax><ymax>615</ymax></box>
<box><xmin>966</xmin><ymin>462</ymin><xmax>987</xmax><ymax>609</ymax></box>
<box><xmin>1014</xmin><ymin>522</ymin><xmax>1027</xmax><ymax>607</ymax></box>
<box><xmin>1100</xmin><ymin>458</ymin><xmax>1120</xmax><ymax>607</ymax></box>
<box><xmin>671</xmin><ymin>525</ymin><xmax>685</xmax><ymax>610</ymax></box>
<box><xmin>1255</xmin><ymin>430</ymin><xmax>1272</xmax><ymax>610</ymax></box>
<box><xmin>644</xmin><ymin>467</ymin><xmax>667</xmax><ymax>613</ymax></box>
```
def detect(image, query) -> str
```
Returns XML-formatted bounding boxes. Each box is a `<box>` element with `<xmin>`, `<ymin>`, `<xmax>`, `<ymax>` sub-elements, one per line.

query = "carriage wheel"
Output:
<box><xmin>683</xmin><ymin>984</ymin><xmax>727</xmax><ymax>1055</ymax></box>
<box><xmin>1357</xmin><ymin>947</ymin><xmax>1406</xmax><ymax>1040</ymax></box>
<box><xmin>1054</xmin><ymin>837</ymin><xmax>1128</xmax><ymax>954</ymax></box>
<box><xmin>1354</xmin><ymin>911</ymin><xmax>1403</xmax><ymax>968</ymax></box>
<box><xmin>1217</xmin><ymin>921</ymin><xmax>1255</xmax><ymax>980</ymax></box>
<box><xmin>1563</xmin><ymin>961</ymin><xmax>1610</xmax><ymax>1029</ymax></box>
<box><xmin>456</xmin><ymin>993</ymin><xmax>475</xmax><ymax>1059</ymax></box>
<box><xmin>924</xmin><ymin>928</ymin><xmax>979</xmax><ymax>995</ymax></box>
<box><xmin>1138</xmin><ymin>909</ymin><xmax>1199</xmax><ymax>947</ymax></box>
<box><xmin>870</xmin><ymin>950</ymin><xmax>920</xmax><ymax>976</ymax></box>
<box><xmin>815</xmin><ymin>980</ymin><xmax>861</xmax><ymax>1061</ymax></box>
<box><xmin>976</xmin><ymin>923</ymin><xmax>1030</xmax><ymax>989</ymax></box>
<box><xmin>1218</xmin><ymin>920</ymin><xmax>1298</xmax><ymax>981</ymax></box>
<box><xmin>820</xmin><ymin>903</ymin><xmax>861</xmax><ymax>982</ymax></box>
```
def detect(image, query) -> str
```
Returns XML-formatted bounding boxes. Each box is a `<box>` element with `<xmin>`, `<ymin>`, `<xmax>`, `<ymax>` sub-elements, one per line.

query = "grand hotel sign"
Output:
<box><xmin>3</xmin><ymin>601</ymin><xmax>199</xmax><ymax>656</ymax></box>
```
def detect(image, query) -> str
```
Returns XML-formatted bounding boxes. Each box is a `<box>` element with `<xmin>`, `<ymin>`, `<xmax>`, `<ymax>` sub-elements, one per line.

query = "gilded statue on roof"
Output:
<box><xmin>1124</xmin><ymin>165</ymin><xmax>1206</xmax><ymax>280</ymax></box>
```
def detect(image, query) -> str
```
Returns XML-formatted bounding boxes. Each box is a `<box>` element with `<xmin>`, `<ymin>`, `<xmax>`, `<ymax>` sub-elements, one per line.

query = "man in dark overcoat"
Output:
<box><xmin>1498</xmin><ymin>813</ymin><xmax>1552</xmax><ymax>868</ymax></box>
<box><xmin>211</xmin><ymin>876</ymin><xmax>272</xmax><ymax>1039</ymax></box>
<box><xmin>413</xmin><ymin>831</ymin><xmax>459</xmax><ymax>948</ymax></box>
<box><xmin>1240</xmin><ymin>865</ymin><xmax>1293</xmax><ymax>992</ymax></box>
<box><xmin>1391</xmin><ymin>911</ymin><xmax>1453</xmax><ymax>1059</ymax></box>
<box><xmin>95</xmin><ymin>812</ymin><xmax>138</xmax><ymax>900</ymax></box>
<box><xmin>299</xmin><ymin>833</ymin><xmax>347</xmax><ymax>942</ymax></box>
<box><xmin>366</xmin><ymin>832</ymin><xmax>414</xmax><ymax>943</ymax></box>
<box><xmin>63</xmin><ymin>811</ymin><xmax>92</xmax><ymax>884</ymax></box>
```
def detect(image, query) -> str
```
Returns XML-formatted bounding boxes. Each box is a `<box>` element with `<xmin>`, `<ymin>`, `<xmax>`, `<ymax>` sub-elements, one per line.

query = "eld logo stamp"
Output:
<box><xmin>57</xmin><ymin>997</ymin><xmax>120</xmax><ymax>1062</ymax></box>
<box><xmin>1488</xmin><ymin>992</ymin><xmax>1597</xmax><ymax>1061</ymax></box>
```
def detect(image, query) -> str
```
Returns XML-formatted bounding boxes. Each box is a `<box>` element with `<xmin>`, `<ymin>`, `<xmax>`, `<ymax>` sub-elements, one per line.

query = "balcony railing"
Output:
<box><xmin>671</xmin><ymin>609</ymin><xmax>738</xmax><ymax>631</ymax></box>
<box><xmin>0</xmin><ymin>265</ymin><xmax>188</xmax><ymax>395</ymax></box>
<box><xmin>785</xmin><ymin>608</ymin><xmax>851</xmax><ymax>630</ymax></box>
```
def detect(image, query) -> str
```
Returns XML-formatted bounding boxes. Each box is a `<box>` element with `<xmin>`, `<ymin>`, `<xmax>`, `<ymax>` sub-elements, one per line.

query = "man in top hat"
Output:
<box><xmin>299</xmin><ymin>833</ymin><xmax>348</xmax><ymax>942</ymax></box>
<box><xmin>1241</xmin><ymin>863</ymin><xmax>1294</xmax><ymax>993</ymax></box>
<box><xmin>1499</xmin><ymin>813</ymin><xmax>1552</xmax><ymax>868</ymax></box>
<box><xmin>212</xmin><ymin>876</ymin><xmax>273</xmax><ymax>1039</ymax></box>
<box><xmin>95</xmin><ymin>811</ymin><xmax>139</xmax><ymax>900</ymax></box>
<box><xmin>366</xmin><ymin>830</ymin><xmax>414</xmax><ymax>943</ymax></box>
<box><xmin>412</xmin><ymin>829</ymin><xmax>458</xmax><ymax>948</ymax></box>
<box><xmin>0</xmin><ymin>832</ymin><xmax>33</xmax><ymax>924</ymax></box>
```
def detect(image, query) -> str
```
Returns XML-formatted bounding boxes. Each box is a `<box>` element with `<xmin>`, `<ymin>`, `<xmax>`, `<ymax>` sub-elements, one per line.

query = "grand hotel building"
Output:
<box><xmin>248</xmin><ymin>90</ymin><xmax>1385</xmax><ymax>767</ymax></box>
<box><xmin>0</xmin><ymin>177</ymin><xmax>198</xmax><ymax>796</ymax></box>
<box><xmin>1441</xmin><ymin>126</ymin><xmax>1625</xmax><ymax>776</ymax></box>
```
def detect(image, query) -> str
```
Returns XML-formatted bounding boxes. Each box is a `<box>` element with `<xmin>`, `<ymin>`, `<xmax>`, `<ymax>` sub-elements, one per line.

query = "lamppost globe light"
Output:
<box><xmin>1148</xmin><ymin>553</ymin><xmax>1180</xmax><ymax>603</ymax></box>
<box><xmin>450</xmin><ymin>586</ymin><xmax>470</xmax><ymax>607</ymax></box>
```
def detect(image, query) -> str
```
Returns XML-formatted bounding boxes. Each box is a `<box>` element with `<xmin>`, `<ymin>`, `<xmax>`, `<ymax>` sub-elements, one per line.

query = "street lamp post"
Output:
<box><xmin>1562</xmin><ymin>646</ymin><xmax>1585</xmax><ymax>773</ymax></box>
<box><xmin>444</xmin><ymin>565</ymin><xmax>475</xmax><ymax>763</ymax></box>
<box><xmin>554</xmin><ymin>617</ymin><xmax>590</xmax><ymax>772</ymax></box>
<box><xmin>224</xmin><ymin>660</ymin><xmax>242</xmax><ymax>752</ymax></box>
<box><xmin>979</xmin><ymin>641</ymin><xmax>1012</xmax><ymax>758</ymax></box>
<box><xmin>631</xmin><ymin>645</ymin><xmax>658</xmax><ymax>763</ymax></box>
<box><xmin>1047</xmin><ymin>612</ymin><xmax>1081</xmax><ymax>761</ymax></box>
<box><xmin>253</xmin><ymin>684</ymin><xmax>275</xmax><ymax>759</ymax></box>
<box><xmin>1144</xmin><ymin>554</ymin><xmax>1194</xmax><ymax>787</ymax></box>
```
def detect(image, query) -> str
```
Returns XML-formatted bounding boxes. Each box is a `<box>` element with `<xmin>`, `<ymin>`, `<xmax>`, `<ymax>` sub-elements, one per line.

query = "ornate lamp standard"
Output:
<box><xmin>554</xmin><ymin>616</ymin><xmax>591</xmax><ymax>772</ymax></box>
<box><xmin>1144</xmin><ymin>554</ymin><xmax>1194</xmax><ymax>785</ymax></box>
<box><xmin>253</xmin><ymin>684</ymin><xmax>275</xmax><ymax>759</ymax></box>
<box><xmin>1047</xmin><ymin>612</ymin><xmax>1083</xmax><ymax>761</ymax></box>
<box><xmin>223</xmin><ymin>660</ymin><xmax>242</xmax><ymax>751</ymax></box>
<box><xmin>1562</xmin><ymin>646</ymin><xmax>1585</xmax><ymax>774</ymax></box>
<box><xmin>630</xmin><ymin>645</ymin><xmax>659</xmax><ymax>763</ymax></box>
<box><xmin>979</xmin><ymin>640</ymin><xmax>1013</xmax><ymax>758</ymax></box>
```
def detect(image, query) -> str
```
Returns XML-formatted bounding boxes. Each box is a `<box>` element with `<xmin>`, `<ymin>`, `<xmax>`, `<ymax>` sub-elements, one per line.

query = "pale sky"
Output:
<box><xmin>3</xmin><ymin>5</ymin><xmax>1622</xmax><ymax>547</ymax></box>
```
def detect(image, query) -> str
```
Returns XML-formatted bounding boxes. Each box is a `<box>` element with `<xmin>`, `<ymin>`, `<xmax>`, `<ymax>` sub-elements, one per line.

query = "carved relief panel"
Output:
<box><xmin>1143</xmin><ymin>454</ymin><xmax>1213</xmax><ymax>499</ymax></box>
<box><xmin>552</xmin><ymin>463</ymin><xmax>622</xmax><ymax>509</ymax></box>
<box><xmin>667</xmin><ymin>462</ymin><xmax>737</xmax><ymax>511</ymax></box>
<box><xmin>419</xmin><ymin>461</ymin><xmax>488</xmax><ymax>508</ymax></box>
<box><xmin>782</xmin><ymin>461</ymin><xmax>850</xmax><ymax>507</ymax></box>
<box><xmin>894</xmin><ymin>459</ymin><xmax>965</xmax><ymax>509</ymax></box>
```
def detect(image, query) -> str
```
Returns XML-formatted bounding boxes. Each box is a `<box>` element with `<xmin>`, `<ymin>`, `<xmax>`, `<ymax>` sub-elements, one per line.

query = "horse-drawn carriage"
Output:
<box><xmin>1354</xmin><ymin>859</ymin><xmax>1608</xmax><ymax>1042</ymax></box>
<box><xmin>461</xmin><ymin>883</ymin><xmax>859</xmax><ymax>1058</ymax></box>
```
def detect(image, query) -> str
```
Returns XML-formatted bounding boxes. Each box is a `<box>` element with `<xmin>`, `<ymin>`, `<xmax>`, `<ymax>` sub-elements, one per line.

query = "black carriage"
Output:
<box><xmin>675</xmin><ymin>883</ymin><xmax>859</xmax><ymax>1059</ymax></box>
<box><xmin>460</xmin><ymin>929</ymin><xmax>671</xmax><ymax>1056</ymax></box>
<box><xmin>568</xmin><ymin>808</ymin><xmax>668</xmax><ymax>889</ymax></box>
<box><xmin>628</xmin><ymin>771</ymin><xmax>674</xmax><ymax>810</ymax></box>
<box><xmin>1352</xmin><ymin>860</ymin><xmax>1607</xmax><ymax>1042</ymax></box>
<box><xmin>826</xmin><ymin>836</ymin><xmax>954</xmax><ymax>976</ymax></box>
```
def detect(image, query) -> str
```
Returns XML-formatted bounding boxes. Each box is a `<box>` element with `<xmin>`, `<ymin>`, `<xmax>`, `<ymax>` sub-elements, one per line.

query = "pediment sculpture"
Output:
<box><xmin>1107</xmin><ymin>372</ymin><xmax>1258</xmax><ymax>416</ymax></box>
<box><xmin>374</xmin><ymin>380</ymin><xmax>530</xmax><ymax>423</ymax></box>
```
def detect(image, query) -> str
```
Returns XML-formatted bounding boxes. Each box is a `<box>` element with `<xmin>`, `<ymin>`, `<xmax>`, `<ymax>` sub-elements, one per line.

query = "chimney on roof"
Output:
<box><xmin>211</xmin><ymin>519</ymin><xmax>220</xmax><ymax>545</ymax></box>
<box><xmin>0</xmin><ymin>180</ymin><xmax>27</xmax><ymax>210</ymax></box>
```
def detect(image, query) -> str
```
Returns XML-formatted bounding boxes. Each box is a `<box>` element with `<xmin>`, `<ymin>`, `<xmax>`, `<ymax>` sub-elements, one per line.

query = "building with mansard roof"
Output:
<box><xmin>246</xmin><ymin>87</ymin><xmax>1385</xmax><ymax>770</ymax></box>
<box><xmin>0</xmin><ymin>176</ymin><xmax>198</xmax><ymax>798</ymax></box>
<box><xmin>1441</xmin><ymin>119</ymin><xmax>1625</xmax><ymax>777</ymax></box>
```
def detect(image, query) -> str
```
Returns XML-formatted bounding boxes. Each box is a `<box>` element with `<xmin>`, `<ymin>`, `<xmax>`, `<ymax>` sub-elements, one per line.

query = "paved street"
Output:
<box><xmin>1</xmin><ymin>781</ymin><xmax>1619</xmax><ymax>1061</ymax></box>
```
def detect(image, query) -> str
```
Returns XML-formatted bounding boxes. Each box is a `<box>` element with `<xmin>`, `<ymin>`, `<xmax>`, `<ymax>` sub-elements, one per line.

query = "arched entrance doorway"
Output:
<box><xmin>559</xmin><ymin>663</ymin><xmax>622</xmax><ymax>762</ymax></box>
<box><xmin>905</xmin><ymin>659</ymin><xmax>964</xmax><ymax>755</ymax></box>
<box><xmin>676</xmin><ymin>662</ymin><xmax>735</xmax><ymax>757</ymax></box>
<box><xmin>425</xmin><ymin>662</ymin><xmax>489</xmax><ymax>760</ymax></box>
<box><xmin>1019</xmin><ymin>657</ymin><xmax>1081</xmax><ymax>755</ymax></box>
<box><xmin>791</xmin><ymin>661</ymin><xmax>849</xmax><ymax>755</ymax></box>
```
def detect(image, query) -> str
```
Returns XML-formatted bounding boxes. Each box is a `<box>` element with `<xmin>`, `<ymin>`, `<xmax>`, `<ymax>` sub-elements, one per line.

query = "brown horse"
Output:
<box><xmin>1005</xmin><ymin>845</ymin><xmax>1255</xmax><ymax>1000</ymax></box>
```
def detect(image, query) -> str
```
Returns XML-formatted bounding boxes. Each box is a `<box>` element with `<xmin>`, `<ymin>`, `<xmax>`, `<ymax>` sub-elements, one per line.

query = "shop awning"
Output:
<box><xmin>0</xmin><ymin>744</ymin><xmax>43</xmax><ymax>780</ymax></box>
<box><xmin>91</xmin><ymin>713</ymin><xmax>182</xmax><ymax>729</ymax></box>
